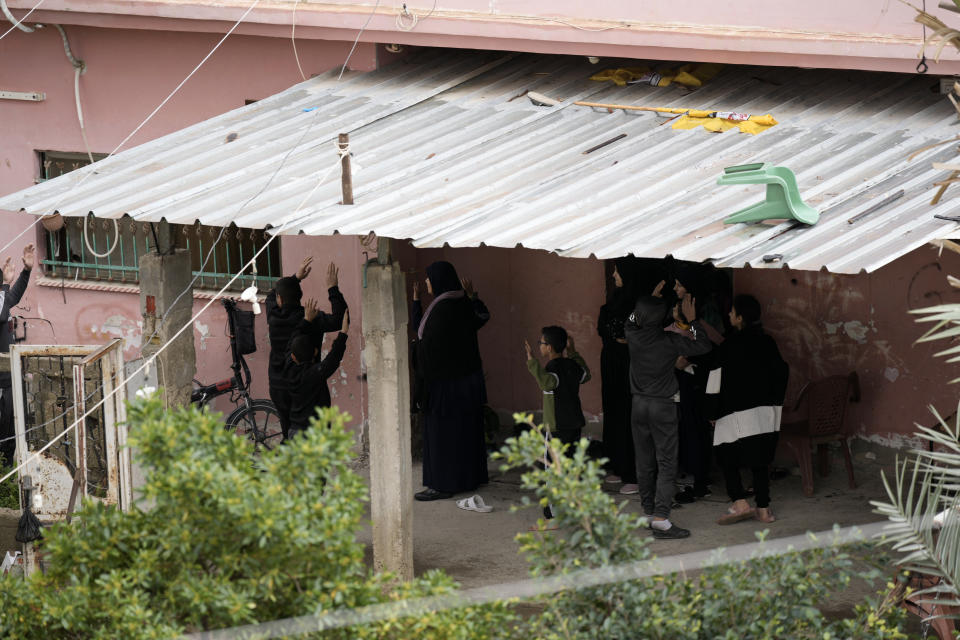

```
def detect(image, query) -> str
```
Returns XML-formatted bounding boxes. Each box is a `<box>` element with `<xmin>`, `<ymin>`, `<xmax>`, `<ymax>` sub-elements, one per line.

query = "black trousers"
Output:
<box><xmin>0</xmin><ymin>384</ymin><xmax>14</xmax><ymax>467</ymax></box>
<box><xmin>631</xmin><ymin>395</ymin><xmax>679</xmax><ymax>519</ymax></box>
<box><xmin>269</xmin><ymin>384</ymin><xmax>292</xmax><ymax>441</ymax></box>
<box><xmin>716</xmin><ymin>432</ymin><xmax>779</xmax><ymax>509</ymax></box>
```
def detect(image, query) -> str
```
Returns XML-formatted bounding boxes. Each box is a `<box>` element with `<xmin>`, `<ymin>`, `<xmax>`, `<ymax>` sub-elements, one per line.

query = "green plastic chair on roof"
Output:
<box><xmin>717</xmin><ymin>163</ymin><xmax>819</xmax><ymax>225</ymax></box>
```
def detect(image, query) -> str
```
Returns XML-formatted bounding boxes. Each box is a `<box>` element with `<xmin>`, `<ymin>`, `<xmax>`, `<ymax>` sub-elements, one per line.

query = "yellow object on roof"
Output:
<box><xmin>672</xmin><ymin>113</ymin><xmax>778</xmax><ymax>135</ymax></box>
<box><xmin>590</xmin><ymin>63</ymin><xmax>724</xmax><ymax>88</ymax></box>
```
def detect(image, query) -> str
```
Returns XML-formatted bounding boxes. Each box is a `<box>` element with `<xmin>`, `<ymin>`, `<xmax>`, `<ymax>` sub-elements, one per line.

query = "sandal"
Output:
<box><xmin>755</xmin><ymin>507</ymin><xmax>776</xmax><ymax>523</ymax></box>
<box><xmin>717</xmin><ymin>505</ymin><xmax>756</xmax><ymax>525</ymax></box>
<box><xmin>456</xmin><ymin>494</ymin><xmax>493</xmax><ymax>513</ymax></box>
<box><xmin>415</xmin><ymin>488</ymin><xmax>453</xmax><ymax>502</ymax></box>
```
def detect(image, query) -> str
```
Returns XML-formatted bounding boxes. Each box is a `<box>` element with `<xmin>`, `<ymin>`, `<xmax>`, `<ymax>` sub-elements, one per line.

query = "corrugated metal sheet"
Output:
<box><xmin>2</xmin><ymin>50</ymin><xmax>960</xmax><ymax>273</ymax></box>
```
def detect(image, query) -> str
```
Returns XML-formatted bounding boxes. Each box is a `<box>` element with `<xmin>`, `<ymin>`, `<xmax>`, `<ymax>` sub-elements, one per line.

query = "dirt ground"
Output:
<box><xmin>0</xmin><ymin>442</ymin><xmax>903</xmax><ymax>621</ymax></box>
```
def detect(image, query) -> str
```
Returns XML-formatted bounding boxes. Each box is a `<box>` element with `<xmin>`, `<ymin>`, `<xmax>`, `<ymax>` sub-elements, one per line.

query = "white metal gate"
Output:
<box><xmin>10</xmin><ymin>339</ymin><xmax>132</xmax><ymax>521</ymax></box>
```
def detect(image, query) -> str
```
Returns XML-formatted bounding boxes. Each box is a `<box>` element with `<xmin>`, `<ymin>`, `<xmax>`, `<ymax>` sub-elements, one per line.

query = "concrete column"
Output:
<box><xmin>139</xmin><ymin>249</ymin><xmax>196</xmax><ymax>409</ymax></box>
<box><xmin>361</xmin><ymin>262</ymin><xmax>413</xmax><ymax>580</ymax></box>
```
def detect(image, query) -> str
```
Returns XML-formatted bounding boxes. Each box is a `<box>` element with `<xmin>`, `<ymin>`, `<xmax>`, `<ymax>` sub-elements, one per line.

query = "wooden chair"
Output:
<box><xmin>779</xmin><ymin>372</ymin><xmax>860</xmax><ymax>497</ymax></box>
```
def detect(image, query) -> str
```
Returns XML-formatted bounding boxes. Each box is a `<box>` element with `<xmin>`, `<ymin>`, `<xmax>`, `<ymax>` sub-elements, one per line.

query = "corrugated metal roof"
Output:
<box><xmin>2</xmin><ymin>50</ymin><xmax>960</xmax><ymax>273</ymax></box>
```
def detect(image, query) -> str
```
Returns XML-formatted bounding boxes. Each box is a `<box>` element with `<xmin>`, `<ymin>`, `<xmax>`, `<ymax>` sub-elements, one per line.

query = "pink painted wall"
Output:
<box><xmin>0</xmin><ymin>25</ymin><xmax>374</xmax><ymax>419</ymax></box>
<box><xmin>736</xmin><ymin>246</ymin><xmax>960</xmax><ymax>446</ymax></box>
<box><xmin>396</xmin><ymin>243</ymin><xmax>606</xmax><ymax>420</ymax></box>
<box><xmin>12</xmin><ymin>0</ymin><xmax>960</xmax><ymax>74</ymax></box>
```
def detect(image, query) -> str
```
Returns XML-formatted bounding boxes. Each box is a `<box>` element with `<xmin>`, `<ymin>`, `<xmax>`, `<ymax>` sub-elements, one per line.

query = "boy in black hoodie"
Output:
<box><xmin>266</xmin><ymin>258</ymin><xmax>346</xmax><ymax>440</ymax></box>
<box><xmin>625</xmin><ymin>284</ymin><xmax>711</xmax><ymax>539</ymax></box>
<box><xmin>284</xmin><ymin>305</ymin><xmax>350</xmax><ymax>438</ymax></box>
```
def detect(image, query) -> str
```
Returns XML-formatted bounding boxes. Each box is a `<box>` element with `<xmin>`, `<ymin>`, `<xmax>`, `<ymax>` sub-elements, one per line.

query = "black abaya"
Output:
<box><xmin>412</xmin><ymin>264</ymin><xmax>490</xmax><ymax>494</ymax></box>
<box><xmin>597</xmin><ymin>302</ymin><xmax>637</xmax><ymax>483</ymax></box>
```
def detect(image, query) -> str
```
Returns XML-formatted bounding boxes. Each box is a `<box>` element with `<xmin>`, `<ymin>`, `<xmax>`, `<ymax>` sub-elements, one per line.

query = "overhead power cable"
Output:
<box><xmin>0</xmin><ymin>0</ymin><xmax>263</xmax><ymax>256</ymax></box>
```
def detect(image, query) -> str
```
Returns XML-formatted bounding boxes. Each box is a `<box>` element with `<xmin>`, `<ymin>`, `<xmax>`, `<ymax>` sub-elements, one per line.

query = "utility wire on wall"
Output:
<box><xmin>0</xmin><ymin>0</ymin><xmax>42</xmax><ymax>40</ymax></box>
<box><xmin>0</xmin><ymin>0</ymin><xmax>264</xmax><ymax>257</ymax></box>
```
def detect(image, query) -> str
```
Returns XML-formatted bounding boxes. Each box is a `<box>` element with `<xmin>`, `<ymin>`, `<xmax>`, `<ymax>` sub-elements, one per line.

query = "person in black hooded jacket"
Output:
<box><xmin>625</xmin><ymin>284</ymin><xmax>711</xmax><ymax>539</ymax></box>
<box><xmin>265</xmin><ymin>257</ymin><xmax>346</xmax><ymax>440</ymax></box>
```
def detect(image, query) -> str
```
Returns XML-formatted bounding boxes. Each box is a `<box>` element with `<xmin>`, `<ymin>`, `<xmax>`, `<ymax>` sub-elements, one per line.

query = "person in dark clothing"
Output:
<box><xmin>710</xmin><ymin>294</ymin><xmax>789</xmax><ymax>526</ymax></box>
<box><xmin>265</xmin><ymin>257</ymin><xmax>346</xmax><ymax>441</ymax></box>
<box><xmin>283</xmin><ymin>304</ymin><xmax>350</xmax><ymax>438</ymax></box>
<box><xmin>411</xmin><ymin>261</ymin><xmax>490</xmax><ymax>501</ymax></box>
<box><xmin>0</xmin><ymin>243</ymin><xmax>34</xmax><ymax>467</ymax></box>
<box><xmin>597</xmin><ymin>258</ymin><xmax>642</xmax><ymax>494</ymax></box>
<box><xmin>625</xmin><ymin>285</ymin><xmax>712</xmax><ymax>539</ymax></box>
<box><xmin>524</xmin><ymin>326</ymin><xmax>591</xmax><ymax>446</ymax></box>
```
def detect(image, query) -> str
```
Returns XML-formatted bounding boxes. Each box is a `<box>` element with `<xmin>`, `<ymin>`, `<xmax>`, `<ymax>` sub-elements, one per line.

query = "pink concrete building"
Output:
<box><xmin>2</xmin><ymin>0</ymin><xmax>960</xmax><ymax>449</ymax></box>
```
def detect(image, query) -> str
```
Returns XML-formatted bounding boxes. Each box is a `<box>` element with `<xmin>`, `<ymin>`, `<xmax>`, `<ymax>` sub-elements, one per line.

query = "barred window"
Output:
<box><xmin>38</xmin><ymin>151</ymin><xmax>281</xmax><ymax>292</ymax></box>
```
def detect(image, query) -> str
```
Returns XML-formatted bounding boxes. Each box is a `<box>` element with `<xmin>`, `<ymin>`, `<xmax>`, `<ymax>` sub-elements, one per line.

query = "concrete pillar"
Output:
<box><xmin>361</xmin><ymin>262</ymin><xmax>414</xmax><ymax>580</ymax></box>
<box><xmin>139</xmin><ymin>249</ymin><xmax>196</xmax><ymax>409</ymax></box>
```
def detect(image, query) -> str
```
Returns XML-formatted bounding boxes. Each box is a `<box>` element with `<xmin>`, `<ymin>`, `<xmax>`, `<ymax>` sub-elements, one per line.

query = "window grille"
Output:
<box><xmin>37</xmin><ymin>151</ymin><xmax>281</xmax><ymax>291</ymax></box>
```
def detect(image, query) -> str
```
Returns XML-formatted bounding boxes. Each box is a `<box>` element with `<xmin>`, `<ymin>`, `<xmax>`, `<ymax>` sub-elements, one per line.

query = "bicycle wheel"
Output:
<box><xmin>226</xmin><ymin>399</ymin><xmax>283</xmax><ymax>453</ymax></box>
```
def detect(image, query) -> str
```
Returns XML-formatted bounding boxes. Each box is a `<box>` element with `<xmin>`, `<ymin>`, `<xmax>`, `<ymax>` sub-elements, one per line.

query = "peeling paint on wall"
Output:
<box><xmin>195</xmin><ymin>322</ymin><xmax>210</xmax><ymax>351</ymax></box>
<box><xmin>857</xmin><ymin>431</ymin><xmax>924</xmax><ymax>450</ymax></box>
<box><xmin>75</xmin><ymin>306</ymin><xmax>142</xmax><ymax>356</ymax></box>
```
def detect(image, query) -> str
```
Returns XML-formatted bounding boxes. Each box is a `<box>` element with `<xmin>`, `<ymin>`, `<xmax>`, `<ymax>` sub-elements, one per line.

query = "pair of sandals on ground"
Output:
<box><xmin>718</xmin><ymin>498</ymin><xmax>776</xmax><ymax>525</ymax></box>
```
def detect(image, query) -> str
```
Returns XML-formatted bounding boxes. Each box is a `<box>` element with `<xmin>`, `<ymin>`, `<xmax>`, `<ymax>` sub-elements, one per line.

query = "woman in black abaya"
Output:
<box><xmin>411</xmin><ymin>261</ymin><xmax>491</xmax><ymax>500</ymax></box>
<box><xmin>597</xmin><ymin>258</ymin><xmax>642</xmax><ymax>493</ymax></box>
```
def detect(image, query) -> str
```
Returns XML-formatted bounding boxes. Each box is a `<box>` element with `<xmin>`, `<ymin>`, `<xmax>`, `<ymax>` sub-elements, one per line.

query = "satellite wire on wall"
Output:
<box><xmin>291</xmin><ymin>0</ymin><xmax>307</xmax><ymax>81</ymax></box>
<box><xmin>0</xmin><ymin>0</ymin><xmax>264</xmax><ymax>256</ymax></box>
<box><xmin>0</xmin><ymin>0</ymin><xmax>43</xmax><ymax>40</ymax></box>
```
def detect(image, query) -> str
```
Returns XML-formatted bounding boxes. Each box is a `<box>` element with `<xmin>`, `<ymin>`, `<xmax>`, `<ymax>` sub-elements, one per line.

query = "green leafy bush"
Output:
<box><xmin>0</xmin><ymin>453</ymin><xmax>19</xmax><ymax>510</ymax></box>
<box><xmin>495</xmin><ymin>418</ymin><xmax>907</xmax><ymax>640</ymax></box>
<box><xmin>0</xmin><ymin>397</ymin><xmax>512</xmax><ymax>639</ymax></box>
<box><xmin>0</xmin><ymin>400</ymin><xmax>906</xmax><ymax>639</ymax></box>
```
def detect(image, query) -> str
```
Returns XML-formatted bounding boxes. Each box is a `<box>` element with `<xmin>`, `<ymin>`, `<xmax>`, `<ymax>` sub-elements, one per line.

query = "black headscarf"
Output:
<box><xmin>611</xmin><ymin>257</ymin><xmax>644</xmax><ymax>316</ymax></box>
<box><xmin>426</xmin><ymin>261</ymin><xmax>462</xmax><ymax>295</ymax></box>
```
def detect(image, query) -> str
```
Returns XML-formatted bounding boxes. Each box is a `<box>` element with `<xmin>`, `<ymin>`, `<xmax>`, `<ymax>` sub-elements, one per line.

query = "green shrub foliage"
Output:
<box><xmin>0</xmin><ymin>397</ymin><xmax>512</xmax><ymax>639</ymax></box>
<box><xmin>495</xmin><ymin>418</ymin><xmax>906</xmax><ymax>640</ymax></box>
<box><xmin>0</xmin><ymin>400</ymin><xmax>904</xmax><ymax>639</ymax></box>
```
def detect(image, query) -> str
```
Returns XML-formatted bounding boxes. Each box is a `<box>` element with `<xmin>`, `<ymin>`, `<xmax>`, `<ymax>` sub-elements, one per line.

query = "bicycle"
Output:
<box><xmin>191</xmin><ymin>298</ymin><xmax>282</xmax><ymax>453</ymax></box>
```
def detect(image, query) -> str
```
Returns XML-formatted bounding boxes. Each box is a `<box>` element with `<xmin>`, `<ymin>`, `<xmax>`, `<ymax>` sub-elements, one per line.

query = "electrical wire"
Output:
<box><xmin>0</xmin><ymin>0</ymin><xmax>264</xmax><ymax>257</ymax></box>
<box><xmin>0</xmin><ymin>0</ymin><xmax>42</xmax><ymax>40</ymax></box>
<box><xmin>145</xmin><ymin>17</ymin><xmax>369</xmax><ymax>344</ymax></box>
<box><xmin>291</xmin><ymin>0</ymin><xmax>307</xmax><ymax>81</ymax></box>
<box><xmin>0</xmin><ymin>0</ymin><xmax>33</xmax><ymax>33</ymax></box>
<box><xmin>82</xmin><ymin>214</ymin><xmax>120</xmax><ymax>258</ymax></box>
<box><xmin>395</xmin><ymin>0</ymin><xmax>438</xmax><ymax>31</ymax></box>
<box><xmin>0</xmin><ymin>0</ymin><xmax>369</xmax><ymax>483</ymax></box>
<box><xmin>337</xmin><ymin>0</ymin><xmax>381</xmax><ymax>82</ymax></box>
<box><xmin>0</xmin><ymin>157</ymin><xmax>341</xmax><ymax>487</ymax></box>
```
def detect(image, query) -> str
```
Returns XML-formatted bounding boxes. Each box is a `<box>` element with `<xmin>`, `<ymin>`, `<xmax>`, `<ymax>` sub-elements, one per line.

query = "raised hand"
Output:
<box><xmin>461</xmin><ymin>277</ymin><xmax>475</xmax><ymax>298</ymax></box>
<box><xmin>21</xmin><ymin>243</ymin><xmax>35</xmax><ymax>270</ymax></box>
<box><xmin>326</xmin><ymin>262</ymin><xmax>339</xmax><ymax>288</ymax></box>
<box><xmin>412</xmin><ymin>281</ymin><xmax>420</xmax><ymax>301</ymax></box>
<box><xmin>524</xmin><ymin>339</ymin><xmax>533</xmax><ymax>361</ymax></box>
<box><xmin>567</xmin><ymin>335</ymin><xmax>575</xmax><ymax>353</ymax></box>
<box><xmin>652</xmin><ymin>280</ymin><xmax>666</xmax><ymax>298</ymax></box>
<box><xmin>341</xmin><ymin>308</ymin><xmax>350</xmax><ymax>334</ymax></box>
<box><xmin>681</xmin><ymin>294</ymin><xmax>697</xmax><ymax>324</ymax></box>
<box><xmin>296</xmin><ymin>255</ymin><xmax>313</xmax><ymax>280</ymax></box>
<box><xmin>304</xmin><ymin>298</ymin><xmax>319</xmax><ymax>322</ymax></box>
<box><xmin>2</xmin><ymin>257</ymin><xmax>12</xmax><ymax>284</ymax></box>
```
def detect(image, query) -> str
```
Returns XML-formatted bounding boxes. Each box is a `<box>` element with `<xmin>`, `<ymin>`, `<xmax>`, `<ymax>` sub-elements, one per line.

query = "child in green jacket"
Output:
<box><xmin>524</xmin><ymin>326</ymin><xmax>591</xmax><ymax>445</ymax></box>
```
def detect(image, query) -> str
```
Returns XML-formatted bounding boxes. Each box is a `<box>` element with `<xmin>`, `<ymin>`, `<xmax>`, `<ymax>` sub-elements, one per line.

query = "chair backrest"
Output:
<box><xmin>804</xmin><ymin>374</ymin><xmax>852</xmax><ymax>437</ymax></box>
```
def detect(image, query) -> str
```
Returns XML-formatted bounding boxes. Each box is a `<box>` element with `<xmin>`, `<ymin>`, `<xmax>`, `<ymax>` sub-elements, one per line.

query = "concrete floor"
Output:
<box><xmin>368</xmin><ymin>445</ymin><xmax>894</xmax><ymax>591</ymax></box>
